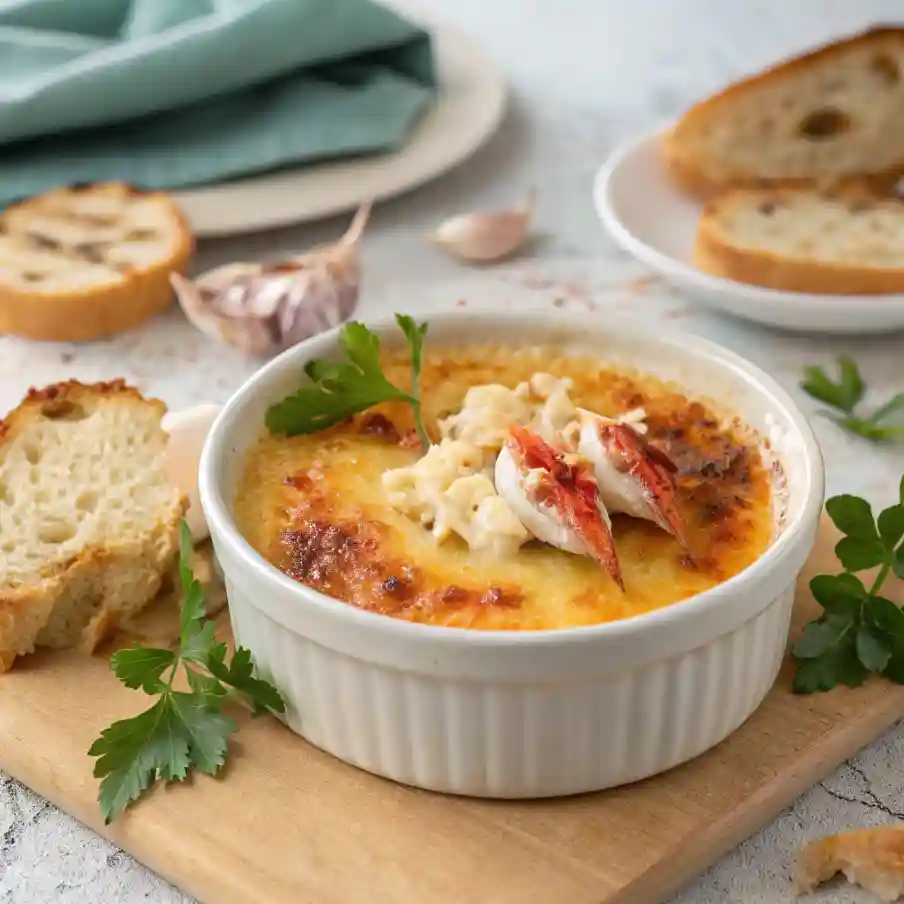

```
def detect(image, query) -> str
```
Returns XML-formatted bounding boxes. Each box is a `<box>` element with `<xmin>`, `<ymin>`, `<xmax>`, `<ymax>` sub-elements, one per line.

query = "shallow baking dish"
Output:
<box><xmin>199</xmin><ymin>310</ymin><xmax>824</xmax><ymax>798</ymax></box>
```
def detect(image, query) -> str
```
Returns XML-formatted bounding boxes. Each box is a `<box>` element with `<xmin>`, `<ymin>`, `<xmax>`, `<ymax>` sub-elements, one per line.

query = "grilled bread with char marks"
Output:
<box><xmin>0</xmin><ymin>182</ymin><xmax>192</xmax><ymax>341</ymax></box>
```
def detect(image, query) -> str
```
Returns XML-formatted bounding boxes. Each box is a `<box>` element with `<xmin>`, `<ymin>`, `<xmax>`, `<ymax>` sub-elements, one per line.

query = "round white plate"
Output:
<box><xmin>594</xmin><ymin>126</ymin><xmax>904</xmax><ymax>335</ymax></box>
<box><xmin>175</xmin><ymin>21</ymin><xmax>506</xmax><ymax>238</ymax></box>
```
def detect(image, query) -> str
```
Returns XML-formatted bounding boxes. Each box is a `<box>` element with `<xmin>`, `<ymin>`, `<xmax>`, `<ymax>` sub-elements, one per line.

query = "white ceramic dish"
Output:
<box><xmin>176</xmin><ymin>21</ymin><xmax>506</xmax><ymax>238</ymax></box>
<box><xmin>595</xmin><ymin>126</ymin><xmax>904</xmax><ymax>335</ymax></box>
<box><xmin>198</xmin><ymin>311</ymin><xmax>824</xmax><ymax>798</ymax></box>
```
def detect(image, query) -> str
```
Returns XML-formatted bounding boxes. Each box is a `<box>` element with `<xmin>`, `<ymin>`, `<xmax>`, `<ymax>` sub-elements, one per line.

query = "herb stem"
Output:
<box><xmin>410</xmin><ymin>397</ymin><xmax>429</xmax><ymax>451</ymax></box>
<box><xmin>869</xmin><ymin>561</ymin><xmax>892</xmax><ymax>597</ymax></box>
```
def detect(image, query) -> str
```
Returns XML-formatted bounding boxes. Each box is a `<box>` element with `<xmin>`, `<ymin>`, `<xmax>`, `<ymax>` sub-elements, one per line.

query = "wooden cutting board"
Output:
<box><xmin>1</xmin><ymin>517</ymin><xmax>903</xmax><ymax>904</ymax></box>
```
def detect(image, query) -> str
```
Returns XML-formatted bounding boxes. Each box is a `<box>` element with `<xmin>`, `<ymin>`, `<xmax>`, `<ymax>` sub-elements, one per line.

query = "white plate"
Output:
<box><xmin>594</xmin><ymin>127</ymin><xmax>904</xmax><ymax>335</ymax></box>
<box><xmin>175</xmin><ymin>20</ymin><xmax>506</xmax><ymax>238</ymax></box>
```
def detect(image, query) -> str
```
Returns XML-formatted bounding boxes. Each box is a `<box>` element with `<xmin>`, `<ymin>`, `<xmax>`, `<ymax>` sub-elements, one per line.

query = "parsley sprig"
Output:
<box><xmin>801</xmin><ymin>355</ymin><xmax>904</xmax><ymax>442</ymax></box>
<box><xmin>793</xmin><ymin>476</ymin><xmax>904</xmax><ymax>693</ymax></box>
<box><xmin>88</xmin><ymin>523</ymin><xmax>286</xmax><ymax>824</ymax></box>
<box><xmin>265</xmin><ymin>314</ymin><xmax>429</xmax><ymax>450</ymax></box>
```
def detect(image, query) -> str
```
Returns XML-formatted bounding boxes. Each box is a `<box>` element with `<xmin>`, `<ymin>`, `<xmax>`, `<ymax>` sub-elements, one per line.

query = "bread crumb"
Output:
<box><xmin>795</xmin><ymin>825</ymin><xmax>904</xmax><ymax>902</ymax></box>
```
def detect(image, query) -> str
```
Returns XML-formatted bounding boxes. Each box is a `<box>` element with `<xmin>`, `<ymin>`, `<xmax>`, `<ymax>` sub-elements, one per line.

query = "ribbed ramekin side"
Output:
<box><xmin>226</xmin><ymin>580</ymin><xmax>795</xmax><ymax>798</ymax></box>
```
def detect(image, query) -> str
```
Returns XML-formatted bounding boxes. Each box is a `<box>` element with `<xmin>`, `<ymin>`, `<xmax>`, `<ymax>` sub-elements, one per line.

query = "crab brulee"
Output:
<box><xmin>235</xmin><ymin>320</ymin><xmax>774</xmax><ymax>631</ymax></box>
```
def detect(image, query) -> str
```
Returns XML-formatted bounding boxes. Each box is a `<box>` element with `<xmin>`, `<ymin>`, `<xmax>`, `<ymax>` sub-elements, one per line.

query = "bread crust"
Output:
<box><xmin>693</xmin><ymin>186</ymin><xmax>904</xmax><ymax>295</ymax></box>
<box><xmin>0</xmin><ymin>380</ymin><xmax>186</xmax><ymax>671</ymax></box>
<box><xmin>0</xmin><ymin>182</ymin><xmax>193</xmax><ymax>342</ymax></box>
<box><xmin>664</xmin><ymin>145</ymin><xmax>904</xmax><ymax>203</ymax></box>
<box><xmin>664</xmin><ymin>26</ymin><xmax>904</xmax><ymax>199</ymax></box>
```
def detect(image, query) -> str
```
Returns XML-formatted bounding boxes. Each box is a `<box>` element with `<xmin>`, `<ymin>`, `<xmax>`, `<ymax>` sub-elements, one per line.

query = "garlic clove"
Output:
<box><xmin>171</xmin><ymin>203</ymin><xmax>371</xmax><ymax>357</ymax></box>
<box><xmin>429</xmin><ymin>190</ymin><xmax>535</xmax><ymax>263</ymax></box>
<box><xmin>161</xmin><ymin>403</ymin><xmax>222</xmax><ymax>543</ymax></box>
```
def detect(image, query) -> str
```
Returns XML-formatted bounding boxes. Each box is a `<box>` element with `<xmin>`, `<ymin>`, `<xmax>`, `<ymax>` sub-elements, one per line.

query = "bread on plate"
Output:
<box><xmin>664</xmin><ymin>27</ymin><xmax>904</xmax><ymax>197</ymax></box>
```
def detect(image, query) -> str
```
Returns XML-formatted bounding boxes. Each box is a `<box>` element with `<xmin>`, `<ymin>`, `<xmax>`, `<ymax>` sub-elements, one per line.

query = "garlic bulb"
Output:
<box><xmin>171</xmin><ymin>203</ymin><xmax>370</xmax><ymax>356</ymax></box>
<box><xmin>429</xmin><ymin>190</ymin><xmax>535</xmax><ymax>263</ymax></box>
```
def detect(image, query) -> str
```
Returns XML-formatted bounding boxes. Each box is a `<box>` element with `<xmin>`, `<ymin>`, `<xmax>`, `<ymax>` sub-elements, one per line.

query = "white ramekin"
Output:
<box><xmin>199</xmin><ymin>311</ymin><xmax>824</xmax><ymax>798</ymax></box>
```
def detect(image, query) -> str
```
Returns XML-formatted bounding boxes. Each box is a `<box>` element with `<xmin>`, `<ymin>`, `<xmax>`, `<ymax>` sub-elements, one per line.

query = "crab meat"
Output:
<box><xmin>495</xmin><ymin>424</ymin><xmax>624</xmax><ymax>589</ymax></box>
<box><xmin>578</xmin><ymin>413</ymin><xmax>687</xmax><ymax>547</ymax></box>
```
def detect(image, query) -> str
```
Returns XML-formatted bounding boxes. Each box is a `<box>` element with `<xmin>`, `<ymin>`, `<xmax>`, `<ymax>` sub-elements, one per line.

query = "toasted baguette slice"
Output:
<box><xmin>693</xmin><ymin>185</ymin><xmax>904</xmax><ymax>294</ymax></box>
<box><xmin>0</xmin><ymin>182</ymin><xmax>193</xmax><ymax>342</ymax></box>
<box><xmin>664</xmin><ymin>27</ymin><xmax>904</xmax><ymax>197</ymax></box>
<box><xmin>0</xmin><ymin>380</ymin><xmax>186</xmax><ymax>671</ymax></box>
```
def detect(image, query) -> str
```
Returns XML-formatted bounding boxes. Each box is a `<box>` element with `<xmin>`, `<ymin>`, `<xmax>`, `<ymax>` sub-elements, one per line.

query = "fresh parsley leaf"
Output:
<box><xmin>395</xmin><ymin>314</ymin><xmax>428</xmax><ymax>376</ymax></box>
<box><xmin>110</xmin><ymin>645</ymin><xmax>176</xmax><ymax>693</ymax></box>
<box><xmin>836</xmin><ymin>650</ymin><xmax>871</xmax><ymax>687</ymax></box>
<box><xmin>88</xmin><ymin>521</ymin><xmax>286</xmax><ymax>824</ymax></box>
<box><xmin>206</xmin><ymin>646</ymin><xmax>285</xmax><ymax>716</ymax></box>
<box><xmin>837</xmin><ymin>356</ymin><xmax>865</xmax><ymax>411</ymax></box>
<box><xmin>265</xmin><ymin>316</ymin><xmax>430</xmax><ymax>450</ymax></box>
<box><xmin>801</xmin><ymin>363</ymin><xmax>855</xmax><ymax>411</ymax></box>
<box><xmin>872</xmin><ymin>392</ymin><xmax>904</xmax><ymax>426</ymax></box>
<box><xmin>866</xmin><ymin>595</ymin><xmax>904</xmax><ymax>636</ymax></box>
<box><xmin>185</xmin><ymin>665</ymin><xmax>228</xmax><ymax>698</ymax></box>
<box><xmin>883</xmin><ymin>644</ymin><xmax>904</xmax><ymax>684</ymax></box>
<box><xmin>894</xmin><ymin>546</ymin><xmax>904</xmax><ymax>581</ymax></box>
<box><xmin>878</xmin><ymin>504</ymin><xmax>904</xmax><ymax>550</ymax></box>
<box><xmin>826</xmin><ymin>495</ymin><xmax>878</xmax><ymax>539</ymax></box>
<box><xmin>855</xmin><ymin>622</ymin><xmax>892</xmax><ymax>672</ymax></box>
<box><xmin>792</xmin><ymin>614</ymin><xmax>853</xmax><ymax>659</ymax></box>
<box><xmin>802</xmin><ymin>357</ymin><xmax>904</xmax><ymax>444</ymax></box>
<box><xmin>180</xmin><ymin>621</ymin><xmax>217</xmax><ymax>665</ymax></box>
<box><xmin>834</xmin><ymin>536</ymin><xmax>888</xmax><ymax>572</ymax></box>
<box><xmin>809</xmin><ymin>573</ymin><xmax>866</xmax><ymax>614</ymax></box>
<box><xmin>794</xmin><ymin>641</ymin><xmax>867</xmax><ymax>693</ymax></box>
<box><xmin>793</xmin><ymin>486</ymin><xmax>904</xmax><ymax>694</ymax></box>
<box><xmin>169</xmin><ymin>693</ymin><xmax>236</xmax><ymax>775</ymax></box>
<box><xmin>830</xmin><ymin>415</ymin><xmax>904</xmax><ymax>443</ymax></box>
<box><xmin>90</xmin><ymin>697</ymin><xmax>191</xmax><ymax>822</ymax></box>
<box><xmin>394</xmin><ymin>314</ymin><xmax>429</xmax><ymax>450</ymax></box>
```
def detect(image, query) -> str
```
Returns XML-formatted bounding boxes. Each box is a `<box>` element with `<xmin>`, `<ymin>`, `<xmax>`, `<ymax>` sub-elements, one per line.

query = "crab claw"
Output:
<box><xmin>578</xmin><ymin>415</ymin><xmax>688</xmax><ymax>548</ymax></box>
<box><xmin>495</xmin><ymin>424</ymin><xmax>624</xmax><ymax>589</ymax></box>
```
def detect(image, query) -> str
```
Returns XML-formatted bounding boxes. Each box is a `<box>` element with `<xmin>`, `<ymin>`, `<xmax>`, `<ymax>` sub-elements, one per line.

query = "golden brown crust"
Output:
<box><xmin>277</xmin><ymin>476</ymin><xmax>524</xmax><ymax>624</ymax></box>
<box><xmin>663</xmin><ymin>26</ymin><xmax>904</xmax><ymax>199</ymax></box>
<box><xmin>0</xmin><ymin>181</ymin><xmax>193</xmax><ymax>342</ymax></box>
<box><xmin>0</xmin><ymin>379</ymin><xmax>166</xmax><ymax>445</ymax></box>
<box><xmin>693</xmin><ymin>187</ymin><xmax>904</xmax><ymax>294</ymax></box>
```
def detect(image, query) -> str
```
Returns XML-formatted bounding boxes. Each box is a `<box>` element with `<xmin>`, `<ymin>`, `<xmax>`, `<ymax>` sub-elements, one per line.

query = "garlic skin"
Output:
<box><xmin>429</xmin><ymin>190</ymin><xmax>534</xmax><ymax>263</ymax></box>
<box><xmin>161</xmin><ymin>403</ymin><xmax>222</xmax><ymax>543</ymax></box>
<box><xmin>171</xmin><ymin>203</ymin><xmax>370</xmax><ymax>356</ymax></box>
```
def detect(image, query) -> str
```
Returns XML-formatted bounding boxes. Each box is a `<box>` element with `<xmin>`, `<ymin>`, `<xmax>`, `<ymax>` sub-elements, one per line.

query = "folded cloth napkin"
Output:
<box><xmin>0</xmin><ymin>0</ymin><xmax>436</xmax><ymax>206</ymax></box>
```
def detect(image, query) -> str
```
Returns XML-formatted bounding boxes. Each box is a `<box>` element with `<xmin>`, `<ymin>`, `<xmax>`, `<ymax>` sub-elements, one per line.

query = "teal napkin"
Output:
<box><xmin>0</xmin><ymin>0</ymin><xmax>436</xmax><ymax>206</ymax></box>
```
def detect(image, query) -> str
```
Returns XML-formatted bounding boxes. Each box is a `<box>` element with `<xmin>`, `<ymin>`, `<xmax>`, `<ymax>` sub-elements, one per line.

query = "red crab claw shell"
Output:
<box><xmin>501</xmin><ymin>424</ymin><xmax>624</xmax><ymax>589</ymax></box>
<box><xmin>596</xmin><ymin>422</ymin><xmax>689</xmax><ymax>549</ymax></box>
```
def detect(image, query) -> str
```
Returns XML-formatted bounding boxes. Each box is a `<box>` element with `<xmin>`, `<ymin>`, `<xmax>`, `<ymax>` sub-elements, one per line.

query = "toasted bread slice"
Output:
<box><xmin>0</xmin><ymin>182</ymin><xmax>193</xmax><ymax>342</ymax></box>
<box><xmin>0</xmin><ymin>380</ymin><xmax>186</xmax><ymax>671</ymax></box>
<box><xmin>664</xmin><ymin>27</ymin><xmax>904</xmax><ymax>197</ymax></box>
<box><xmin>693</xmin><ymin>185</ymin><xmax>904</xmax><ymax>294</ymax></box>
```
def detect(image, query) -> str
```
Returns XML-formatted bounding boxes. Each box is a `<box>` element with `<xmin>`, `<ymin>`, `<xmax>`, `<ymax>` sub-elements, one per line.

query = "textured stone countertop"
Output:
<box><xmin>2</xmin><ymin>1</ymin><xmax>904</xmax><ymax>901</ymax></box>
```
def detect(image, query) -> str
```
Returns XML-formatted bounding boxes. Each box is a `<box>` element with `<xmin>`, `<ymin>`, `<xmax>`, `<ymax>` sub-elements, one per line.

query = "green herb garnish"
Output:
<box><xmin>265</xmin><ymin>314</ymin><xmax>429</xmax><ymax>450</ymax></box>
<box><xmin>793</xmin><ymin>477</ymin><xmax>904</xmax><ymax>693</ymax></box>
<box><xmin>88</xmin><ymin>523</ymin><xmax>285</xmax><ymax>824</ymax></box>
<box><xmin>801</xmin><ymin>356</ymin><xmax>904</xmax><ymax>442</ymax></box>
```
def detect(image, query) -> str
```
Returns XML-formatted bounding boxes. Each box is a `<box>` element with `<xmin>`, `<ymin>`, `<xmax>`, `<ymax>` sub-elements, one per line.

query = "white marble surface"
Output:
<box><xmin>2</xmin><ymin>1</ymin><xmax>904</xmax><ymax>901</ymax></box>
